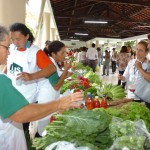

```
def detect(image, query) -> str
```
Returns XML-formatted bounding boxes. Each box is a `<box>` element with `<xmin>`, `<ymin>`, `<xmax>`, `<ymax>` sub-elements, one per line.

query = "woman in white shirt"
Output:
<box><xmin>118</xmin><ymin>41</ymin><xmax>150</xmax><ymax>108</ymax></box>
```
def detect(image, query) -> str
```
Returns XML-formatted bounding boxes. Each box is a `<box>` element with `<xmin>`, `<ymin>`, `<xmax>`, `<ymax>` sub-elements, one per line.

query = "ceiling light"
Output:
<box><xmin>71</xmin><ymin>39</ymin><xmax>80</xmax><ymax>41</ymax></box>
<box><xmin>84</xmin><ymin>21</ymin><xmax>108</xmax><ymax>24</ymax></box>
<box><xmin>137</xmin><ymin>25</ymin><xmax>150</xmax><ymax>28</ymax></box>
<box><xmin>75</xmin><ymin>33</ymin><xmax>88</xmax><ymax>35</ymax></box>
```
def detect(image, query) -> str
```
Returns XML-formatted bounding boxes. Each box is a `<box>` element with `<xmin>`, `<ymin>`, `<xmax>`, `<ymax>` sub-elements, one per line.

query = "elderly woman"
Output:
<box><xmin>118</xmin><ymin>41</ymin><xmax>150</xmax><ymax>108</ymax></box>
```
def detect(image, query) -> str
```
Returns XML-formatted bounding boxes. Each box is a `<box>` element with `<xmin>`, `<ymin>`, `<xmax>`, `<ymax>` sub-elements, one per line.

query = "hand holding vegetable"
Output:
<box><xmin>64</xmin><ymin>61</ymin><xmax>72</xmax><ymax>70</ymax></box>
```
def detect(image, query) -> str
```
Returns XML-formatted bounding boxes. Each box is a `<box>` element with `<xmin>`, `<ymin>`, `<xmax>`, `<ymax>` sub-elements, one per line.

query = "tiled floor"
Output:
<box><xmin>96</xmin><ymin>65</ymin><xmax>118</xmax><ymax>85</ymax></box>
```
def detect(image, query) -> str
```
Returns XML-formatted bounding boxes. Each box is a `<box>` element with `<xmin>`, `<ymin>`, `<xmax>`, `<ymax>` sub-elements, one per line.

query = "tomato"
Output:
<box><xmin>75</xmin><ymin>89</ymin><xmax>81</xmax><ymax>92</ymax></box>
<box><xmin>50</xmin><ymin>116</ymin><xmax>56</xmax><ymax>123</ymax></box>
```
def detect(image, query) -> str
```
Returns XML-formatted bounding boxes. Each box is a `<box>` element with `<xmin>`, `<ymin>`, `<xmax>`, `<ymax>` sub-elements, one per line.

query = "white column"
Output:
<box><xmin>41</xmin><ymin>12</ymin><xmax>50</xmax><ymax>48</ymax></box>
<box><xmin>86</xmin><ymin>42</ymin><xmax>90</xmax><ymax>48</ymax></box>
<box><xmin>43</xmin><ymin>12</ymin><xmax>50</xmax><ymax>40</ymax></box>
<box><xmin>51</xmin><ymin>28</ymin><xmax>56</xmax><ymax>41</ymax></box>
<box><xmin>90</xmin><ymin>41</ymin><xmax>92</xmax><ymax>47</ymax></box>
<box><xmin>96</xmin><ymin>40</ymin><xmax>99</xmax><ymax>48</ymax></box>
<box><xmin>56</xmin><ymin>35</ymin><xmax>59</xmax><ymax>40</ymax></box>
<box><xmin>0</xmin><ymin>0</ymin><xmax>26</xmax><ymax>27</ymax></box>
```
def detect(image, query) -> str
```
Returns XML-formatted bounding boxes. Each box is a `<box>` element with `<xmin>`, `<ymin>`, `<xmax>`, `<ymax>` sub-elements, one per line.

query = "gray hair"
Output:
<box><xmin>0</xmin><ymin>26</ymin><xmax>9</xmax><ymax>41</ymax></box>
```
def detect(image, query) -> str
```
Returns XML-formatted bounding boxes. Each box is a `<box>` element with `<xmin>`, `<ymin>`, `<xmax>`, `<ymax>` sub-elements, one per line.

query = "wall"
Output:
<box><xmin>61</xmin><ymin>40</ymin><xmax>86</xmax><ymax>49</ymax></box>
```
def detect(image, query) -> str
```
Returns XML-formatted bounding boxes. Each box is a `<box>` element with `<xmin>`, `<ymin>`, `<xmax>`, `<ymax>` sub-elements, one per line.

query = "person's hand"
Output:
<box><xmin>57</xmin><ymin>92</ymin><xmax>83</xmax><ymax>111</ymax></box>
<box><xmin>135</xmin><ymin>60</ymin><xmax>142</xmax><ymax>70</ymax></box>
<box><xmin>64</xmin><ymin>61</ymin><xmax>72</xmax><ymax>70</ymax></box>
<box><xmin>118</xmin><ymin>74</ymin><xmax>124</xmax><ymax>80</ymax></box>
<box><xmin>16</xmin><ymin>72</ymin><xmax>33</xmax><ymax>81</ymax></box>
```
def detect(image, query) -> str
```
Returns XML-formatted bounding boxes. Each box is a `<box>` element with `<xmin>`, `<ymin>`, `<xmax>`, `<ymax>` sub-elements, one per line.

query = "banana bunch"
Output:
<box><xmin>97</xmin><ymin>83</ymin><xmax>126</xmax><ymax>101</ymax></box>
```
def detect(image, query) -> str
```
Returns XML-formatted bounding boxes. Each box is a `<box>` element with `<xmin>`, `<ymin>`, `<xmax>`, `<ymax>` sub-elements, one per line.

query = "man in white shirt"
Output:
<box><xmin>86</xmin><ymin>43</ymin><xmax>98</xmax><ymax>72</ymax></box>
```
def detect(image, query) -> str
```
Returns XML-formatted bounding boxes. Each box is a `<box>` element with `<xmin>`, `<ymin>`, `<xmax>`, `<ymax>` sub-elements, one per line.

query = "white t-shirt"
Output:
<box><xmin>86</xmin><ymin>47</ymin><xmax>98</xmax><ymax>60</ymax></box>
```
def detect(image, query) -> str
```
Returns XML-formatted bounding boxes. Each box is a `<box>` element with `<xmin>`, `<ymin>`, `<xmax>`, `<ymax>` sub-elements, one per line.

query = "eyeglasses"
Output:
<box><xmin>0</xmin><ymin>44</ymin><xmax>10</xmax><ymax>50</ymax></box>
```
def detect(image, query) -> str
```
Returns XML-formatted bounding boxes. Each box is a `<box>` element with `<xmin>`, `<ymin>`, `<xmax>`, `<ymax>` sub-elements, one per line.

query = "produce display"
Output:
<box><xmin>33</xmin><ymin>106</ymin><xmax>150</xmax><ymax>150</ymax></box>
<box><xmin>105</xmin><ymin>102</ymin><xmax>150</xmax><ymax>132</ymax></box>
<box><xmin>109</xmin><ymin>117</ymin><xmax>150</xmax><ymax>150</ymax></box>
<box><xmin>33</xmin><ymin>109</ymin><xmax>113</xmax><ymax>150</ymax></box>
<box><xmin>32</xmin><ymin>61</ymin><xmax>150</xmax><ymax>150</ymax></box>
<box><xmin>61</xmin><ymin>62</ymin><xmax>126</xmax><ymax>101</ymax></box>
<box><xmin>97</xmin><ymin>83</ymin><xmax>126</xmax><ymax>101</ymax></box>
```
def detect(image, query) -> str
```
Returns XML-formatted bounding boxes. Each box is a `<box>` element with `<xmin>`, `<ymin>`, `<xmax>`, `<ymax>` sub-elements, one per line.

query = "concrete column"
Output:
<box><xmin>51</xmin><ymin>28</ymin><xmax>56</xmax><ymax>41</ymax></box>
<box><xmin>56</xmin><ymin>35</ymin><xmax>59</xmax><ymax>40</ymax></box>
<box><xmin>43</xmin><ymin>12</ymin><xmax>50</xmax><ymax>41</ymax></box>
<box><xmin>41</xmin><ymin>12</ymin><xmax>50</xmax><ymax>48</ymax></box>
<box><xmin>96</xmin><ymin>40</ymin><xmax>99</xmax><ymax>48</ymax></box>
<box><xmin>86</xmin><ymin>42</ymin><xmax>88</xmax><ymax>48</ymax></box>
<box><xmin>86</xmin><ymin>42</ymin><xmax>90</xmax><ymax>48</ymax></box>
<box><xmin>0</xmin><ymin>0</ymin><xmax>26</xmax><ymax>27</ymax></box>
<box><xmin>90</xmin><ymin>41</ymin><xmax>92</xmax><ymax>47</ymax></box>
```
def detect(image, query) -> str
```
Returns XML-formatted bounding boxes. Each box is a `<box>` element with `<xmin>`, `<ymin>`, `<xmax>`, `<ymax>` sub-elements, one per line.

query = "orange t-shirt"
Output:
<box><xmin>17</xmin><ymin>47</ymin><xmax>53</xmax><ymax>69</ymax></box>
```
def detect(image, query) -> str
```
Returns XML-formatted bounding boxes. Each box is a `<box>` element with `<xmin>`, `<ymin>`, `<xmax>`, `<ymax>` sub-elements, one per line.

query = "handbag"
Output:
<box><xmin>134</xmin><ymin>78</ymin><xmax>150</xmax><ymax>103</ymax></box>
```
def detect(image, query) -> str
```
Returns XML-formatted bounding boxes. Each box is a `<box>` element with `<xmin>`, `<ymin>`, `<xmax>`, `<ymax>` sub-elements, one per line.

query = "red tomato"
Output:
<box><xmin>50</xmin><ymin>116</ymin><xmax>56</xmax><ymax>123</ymax></box>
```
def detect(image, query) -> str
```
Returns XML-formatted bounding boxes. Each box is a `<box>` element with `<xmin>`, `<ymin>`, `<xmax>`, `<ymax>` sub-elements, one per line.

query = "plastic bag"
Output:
<box><xmin>109</xmin><ymin>117</ymin><xmax>150</xmax><ymax>150</ymax></box>
<box><xmin>45</xmin><ymin>141</ymin><xmax>91</xmax><ymax>150</ymax></box>
<box><xmin>109</xmin><ymin>135</ymin><xmax>145</xmax><ymax>150</ymax></box>
<box><xmin>96</xmin><ymin>65</ymin><xmax>100</xmax><ymax>72</ymax></box>
<box><xmin>134</xmin><ymin>78</ymin><xmax>150</xmax><ymax>103</ymax></box>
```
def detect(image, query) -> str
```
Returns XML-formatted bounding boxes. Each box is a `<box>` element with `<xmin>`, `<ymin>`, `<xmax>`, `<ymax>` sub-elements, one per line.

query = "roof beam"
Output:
<box><xmin>55</xmin><ymin>1</ymin><xmax>98</xmax><ymax>14</ymax></box>
<box><xmin>87</xmin><ymin>4</ymin><xmax>95</xmax><ymax>15</ymax></box>
<box><xmin>86</xmin><ymin>0</ymin><xmax>150</xmax><ymax>7</ymax></box>
<box><xmin>58</xmin><ymin>26</ymin><xmax>150</xmax><ymax>32</ymax></box>
<box><xmin>55</xmin><ymin>15</ymin><xmax>150</xmax><ymax>24</ymax></box>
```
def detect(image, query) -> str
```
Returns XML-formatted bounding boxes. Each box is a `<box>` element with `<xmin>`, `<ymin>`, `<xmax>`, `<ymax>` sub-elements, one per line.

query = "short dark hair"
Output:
<box><xmin>10</xmin><ymin>23</ymin><xmax>35</xmax><ymax>43</ymax></box>
<box><xmin>45</xmin><ymin>40</ymin><xmax>51</xmax><ymax>46</ymax></box>
<box><xmin>97</xmin><ymin>47</ymin><xmax>101</xmax><ymax>51</ymax></box>
<box><xmin>0</xmin><ymin>26</ymin><xmax>8</xmax><ymax>41</ymax></box>
<box><xmin>48</xmin><ymin>40</ymin><xmax>65</xmax><ymax>56</ymax></box>
<box><xmin>82</xmin><ymin>46</ymin><xmax>87</xmax><ymax>51</ymax></box>
<box><xmin>92</xmin><ymin>43</ymin><xmax>95</xmax><ymax>47</ymax></box>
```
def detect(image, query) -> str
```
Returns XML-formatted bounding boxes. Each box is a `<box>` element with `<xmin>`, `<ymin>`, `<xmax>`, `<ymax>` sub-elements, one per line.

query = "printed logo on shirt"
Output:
<box><xmin>9</xmin><ymin>63</ymin><xmax>23</xmax><ymax>74</ymax></box>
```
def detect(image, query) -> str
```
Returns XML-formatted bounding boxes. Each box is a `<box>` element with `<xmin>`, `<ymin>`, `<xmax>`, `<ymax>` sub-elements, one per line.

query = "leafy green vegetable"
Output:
<box><xmin>33</xmin><ymin>109</ymin><xmax>112</xmax><ymax>150</ymax></box>
<box><xmin>70</xmin><ymin>73</ymin><xmax>78</xmax><ymax>79</ymax></box>
<box><xmin>84</xmin><ymin>86</ymin><xmax>97</xmax><ymax>98</ymax></box>
<box><xmin>111</xmin><ymin>136</ymin><xmax>145</xmax><ymax>150</ymax></box>
<box><xmin>83</xmin><ymin>71</ymin><xmax>102</xmax><ymax>84</ymax></box>
<box><xmin>109</xmin><ymin>118</ymin><xmax>147</xmax><ymax>150</ymax></box>
<box><xmin>75</xmin><ymin>63</ymin><xmax>92</xmax><ymax>72</ymax></box>
<box><xmin>105</xmin><ymin>102</ymin><xmax>150</xmax><ymax>132</ymax></box>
